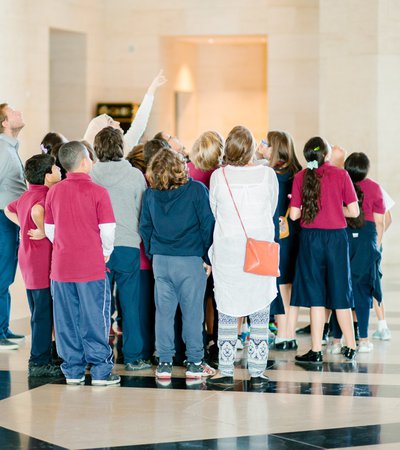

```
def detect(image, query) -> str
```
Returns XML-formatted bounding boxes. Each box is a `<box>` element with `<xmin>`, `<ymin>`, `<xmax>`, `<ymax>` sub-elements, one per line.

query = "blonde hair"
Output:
<box><xmin>0</xmin><ymin>103</ymin><xmax>8</xmax><ymax>133</ymax></box>
<box><xmin>223</xmin><ymin>125</ymin><xmax>255</xmax><ymax>166</ymax></box>
<box><xmin>146</xmin><ymin>148</ymin><xmax>189</xmax><ymax>191</ymax></box>
<box><xmin>190</xmin><ymin>131</ymin><xmax>224</xmax><ymax>171</ymax></box>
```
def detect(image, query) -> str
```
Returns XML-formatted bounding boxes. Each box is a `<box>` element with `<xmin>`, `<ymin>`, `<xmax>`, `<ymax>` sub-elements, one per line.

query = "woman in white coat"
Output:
<box><xmin>207</xmin><ymin>126</ymin><xmax>278</xmax><ymax>389</ymax></box>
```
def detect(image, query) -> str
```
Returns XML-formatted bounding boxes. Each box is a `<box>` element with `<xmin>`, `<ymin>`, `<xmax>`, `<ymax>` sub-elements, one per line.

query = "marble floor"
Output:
<box><xmin>1</xmin><ymin>266</ymin><xmax>400</xmax><ymax>449</ymax></box>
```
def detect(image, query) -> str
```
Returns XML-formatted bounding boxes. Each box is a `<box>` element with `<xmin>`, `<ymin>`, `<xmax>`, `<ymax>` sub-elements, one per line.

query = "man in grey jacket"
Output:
<box><xmin>0</xmin><ymin>104</ymin><xmax>27</xmax><ymax>350</ymax></box>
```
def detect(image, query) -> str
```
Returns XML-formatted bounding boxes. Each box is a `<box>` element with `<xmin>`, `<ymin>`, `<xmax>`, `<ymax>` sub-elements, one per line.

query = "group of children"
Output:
<box><xmin>4</xmin><ymin>119</ymin><xmax>393</xmax><ymax>385</ymax></box>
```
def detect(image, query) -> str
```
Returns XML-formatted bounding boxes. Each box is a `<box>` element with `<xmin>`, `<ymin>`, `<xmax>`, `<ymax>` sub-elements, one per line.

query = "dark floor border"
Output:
<box><xmin>267</xmin><ymin>359</ymin><xmax>400</xmax><ymax>374</ymax></box>
<box><xmin>47</xmin><ymin>373</ymin><xmax>400</xmax><ymax>398</ymax></box>
<box><xmin>2</xmin><ymin>422</ymin><xmax>400</xmax><ymax>450</ymax></box>
<box><xmin>2</xmin><ymin>368</ymin><xmax>400</xmax><ymax>402</ymax></box>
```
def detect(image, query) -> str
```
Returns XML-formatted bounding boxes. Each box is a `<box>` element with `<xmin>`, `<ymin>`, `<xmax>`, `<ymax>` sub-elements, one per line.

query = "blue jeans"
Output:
<box><xmin>26</xmin><ymin>288</ymin><xmax>53</xmax><ymax>365</ymax></box>
<box><xmin>0</xmin><ymin>211</ymin><xmax>19</xmax><ymax>338</ymax></box>
<box><xmin>51</xmin><ymin>278</ymin><xmax>113</xmax><ymax>380</ymax></box>
<box><xmin>153</xmin><ymin>255</ymin><xmax>207</xmax><ymax>363</ymax></box>
<box><xmin>107</xmin><ymin>247</ymin><xmax>141</xmax><ymax>362</ymax></box>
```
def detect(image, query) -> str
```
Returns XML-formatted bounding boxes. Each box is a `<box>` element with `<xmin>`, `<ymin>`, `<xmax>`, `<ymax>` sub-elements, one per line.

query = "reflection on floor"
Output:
<box><xmin>1</xmin><ymin>268</ymin><xmax>400</xmax><ymax>449</ymax></box>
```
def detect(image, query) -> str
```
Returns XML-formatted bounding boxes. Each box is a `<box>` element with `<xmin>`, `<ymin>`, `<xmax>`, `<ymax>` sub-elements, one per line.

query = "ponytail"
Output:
<box><xmin>346</xmin><ymin>183</ymin><xmax>365</xmax><ymax>229</ymax></box>
<box><xmin>301</xmin><ymin>136</ymin><xmax>329</xmax><ymax>224</ymax></box>
<box><xmin>344</xmin><ymin>152</ymin><xmax>369</xmax><ymax>229</ymax></box>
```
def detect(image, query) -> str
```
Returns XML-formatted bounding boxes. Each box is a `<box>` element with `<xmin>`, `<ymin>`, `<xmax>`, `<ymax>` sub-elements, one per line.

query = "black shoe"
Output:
<box><xmin>206</xmin><ymin>376</ymin><xmax>234</xmax><ymax>388</ymax></box>
<box><xmin>295</xmin><ymin>362</ymin><xmax>324</xmax><ymax>372</ymax></box>
<box><xmin>296</xmin><ymin>324</ymin><xmax>311</xmax><ymax>335</ymax></box>
<box><xmin>206</xmin><ymin>343</ymin><xmax>219</xmax><ymax>369</ymax></box>
<box><xmin>354</xmin><ymin>322</ymin><xmax>360</xmax><ymax>341</ymax></box>
<box><xmin>274</xmin><ymin>340</ymin><xmax>289</xmax><ymax>351</ymax></box>
<box><xmin>29</xmin><ymin>363</ymin><xmax>63</xmax><ymax>378</ymax></box>
<box><xmin>274</xmin><ymin>339</ymin><xmax>298</xmax><ymax>351</ymax></box>
<box><xmin>341</xmin><ymin>346</ymin><xmax>357</xmax><ymax>361</ymax></box>
<box><xmin>295</xmin><ymin>349</ymin><xmax>323</xmax><ymax>364</ymax></box>
<box><xmin>250</xmin><ymin>374</ymin><xmax>269</xmax><ymax>387</ymax></box>
<box><xmin>5</xmin><ymin>330</ymin><xmax>25</xmax><ymax>341</ymax></box>
<box><xmin>0</xmin><ymin>338</ymin><xmax>19</xmax><ymax>350</ymax></box>
<box><xmin>322</xmin><ymin>323</ymin><xmax>330</xmax><ymax>345</ymax></box>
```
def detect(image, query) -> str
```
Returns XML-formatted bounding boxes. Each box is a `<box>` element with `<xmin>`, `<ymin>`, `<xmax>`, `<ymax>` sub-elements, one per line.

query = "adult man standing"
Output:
<box><xmin>0</xmin><ymin>104</ymin><xmax>27</xmax><ymax>350</ymax></box>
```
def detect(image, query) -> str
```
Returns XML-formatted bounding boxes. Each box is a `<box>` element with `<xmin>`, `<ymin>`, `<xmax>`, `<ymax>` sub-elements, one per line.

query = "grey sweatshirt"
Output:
<box><xmin>91</xmin><ymin>160</ymin><xmax>146</xmax><ymax>248</ymax></box>
<box><xmin>0</xmin><ymin>134</ymin><xmax>27</xmax><ymax>208</ymax></box>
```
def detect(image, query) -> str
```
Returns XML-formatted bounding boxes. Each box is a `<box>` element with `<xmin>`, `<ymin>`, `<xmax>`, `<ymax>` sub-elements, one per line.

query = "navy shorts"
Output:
<box><xmin>270</xmin><ymin>285</ymin><xmax>285</xmax><ymax>315</ymax></box>
<box><xmin>347</xmin><ymin>220</ymin><xmax>382</xmax><ymax>306</ymax></box>
<box><xmin>290</xmin><ymin>228</ymin><xmax>354</xmax><ymax>310</ymax></box>
<box><xmin>278</xmin><ymin>224</ymin><xmax>300</xmax><ymax>285</ymax></box>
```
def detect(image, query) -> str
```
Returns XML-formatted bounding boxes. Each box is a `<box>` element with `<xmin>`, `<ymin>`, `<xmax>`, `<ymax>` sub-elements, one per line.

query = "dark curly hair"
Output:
<box><xmin>301</xmin><ymin>136</ymin><xmax>329</xmax><ymax>224</ymax></box>
<box><xmin>344</xmin><ymin>152</ymin><xmax>369</xmax><ymax>229</ymax></box>
<box><xmin>24</xmin><ymin>154</ymin><xmax>56</xmax><ymax>185</ymax></box>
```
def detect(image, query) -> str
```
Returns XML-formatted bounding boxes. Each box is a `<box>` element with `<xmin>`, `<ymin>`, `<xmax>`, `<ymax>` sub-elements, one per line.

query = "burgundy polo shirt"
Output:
<box><xmin>358</xmin><ymin>178</ymin><xmax>386</xmax><ymax>221</ymax></box>
<box><xmin>7</xmin><ymin>185</ymin><xmax>52</xmax><ymax>289</ymax></box>
<box><xmin>290</xmin><ymin>162</ymin><xmax>357</xmax><ymax>229</ymax></box>
<box><xmin>45</xmin><ymin>173</ymin><xmax>115</xmax><ymax>282</ymax></box>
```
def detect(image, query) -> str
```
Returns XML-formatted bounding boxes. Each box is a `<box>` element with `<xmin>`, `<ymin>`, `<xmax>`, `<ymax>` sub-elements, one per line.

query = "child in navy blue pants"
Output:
<box><xmin>290</xmin><ymin>136</ymin><xmax>359</xmax><ymax>363</ymax></box>
<box><xmin>331</xmin><ymin>152</ymin><xmax>385</xmax><ymax>353</ymax></box>
<box><xmin>45</xmin><ymin>141</ymin><xmax>119</xmax><ymax>386</ymax></box>
<box><xmin>5</xmin><ymin>154</ymin><xmax>62</xmax><ymax>377</ymax></box>
<box><xmin>140</xmin><ymin>148</ymin><xmax>216</xmax><ymax>380</ymax></box>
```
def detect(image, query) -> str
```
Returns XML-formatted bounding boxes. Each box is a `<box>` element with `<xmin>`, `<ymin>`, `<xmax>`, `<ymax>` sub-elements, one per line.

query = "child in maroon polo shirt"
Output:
<box><xmin>5</xmin><ymin>154</ymin><xmax>62</xmax><ymax>377</ymax></box>
<box><xmin>45</xmin><ymin>141</ymin><xmax>120</xmax><ymax>386</ymax></box>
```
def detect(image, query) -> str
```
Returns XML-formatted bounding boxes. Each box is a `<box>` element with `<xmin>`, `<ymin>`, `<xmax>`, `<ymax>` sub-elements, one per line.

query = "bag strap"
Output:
<box><xmin>284</xmin><ymin>207</ymin><xmax>290</xmax><ymax>219</ymax></box>
<box><xmin>222</xmin><ymin>167</ymin><xmax>249</xmax><ymax>240</ymax></box>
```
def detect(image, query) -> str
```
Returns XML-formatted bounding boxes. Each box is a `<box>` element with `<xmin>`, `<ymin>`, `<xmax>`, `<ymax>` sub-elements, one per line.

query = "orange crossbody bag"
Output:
<box><xmin>222</xmin><ymin>168</ymin><xmax>280</xmax><ymax>277</ymax></box>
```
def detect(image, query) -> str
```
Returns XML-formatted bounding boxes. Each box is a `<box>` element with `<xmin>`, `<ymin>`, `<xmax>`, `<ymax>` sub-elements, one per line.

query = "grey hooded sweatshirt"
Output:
<box><xmin>91</xmin><ymin>159</ymin><xmax>146</xmax><ymax>248</ymax></box>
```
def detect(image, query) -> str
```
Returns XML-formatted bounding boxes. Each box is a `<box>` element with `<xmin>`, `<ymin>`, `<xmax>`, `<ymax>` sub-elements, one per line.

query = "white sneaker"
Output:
<box><xmin>66</xmin><ymin>375</ymin><xmax>85</xmax><ymax>385</ymax></box>
<box><xmin>380</xmin><ymin>328</ymin><xmax>391</xmax><ymax>341</ymax></box>
<box><xmin>358</xmin><ymin>341</ymin><xmax>373</xmax><ymax>353</ymax></box>
<box><xmin>236</xmin><ymin>338</ymin><xmax>244</xmax><ymax>350</ymax></box>
<box><xmin>328</xmin><ymin>343</ymin><xmax>342</xmax><ymax>354</ymax></box>
<box><xmin>372</xmin><ymin>328</ymin><xmax>391</xmax><ymax>340</ymax></box>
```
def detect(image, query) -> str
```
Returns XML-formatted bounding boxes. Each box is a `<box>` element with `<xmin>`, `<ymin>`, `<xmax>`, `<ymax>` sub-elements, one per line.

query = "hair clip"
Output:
<box><xmin>307</xmin><ymin>160</ymin><xmax>319</xmax><ymax>170</ymax></box>
<box><xmin>40</xmin><ymin>144</ymin><xmax>48</xmax><ymax>154</ymax></box>
<box><xmin>313</xmin><ymin>146</ymin><xmax>320</xmax><ymax>152</ymax></box>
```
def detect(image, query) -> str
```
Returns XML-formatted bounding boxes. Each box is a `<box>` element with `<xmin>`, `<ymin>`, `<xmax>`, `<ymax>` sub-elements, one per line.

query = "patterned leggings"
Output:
<box><xmin>218</xmin><ymin>306</ymin><xmax>270</xmax><ymax>377</ymax></box>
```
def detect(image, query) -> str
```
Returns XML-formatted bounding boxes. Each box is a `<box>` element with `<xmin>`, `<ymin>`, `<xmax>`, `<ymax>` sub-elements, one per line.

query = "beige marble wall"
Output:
<box><xmin>160</xmin><ymin>39</ymin><xmax>267</xmax><ymax>150</ymax></box>
<box><xmin>50</xmin><ymin>29</ymin><xmax>88</xmax><ymax>140</ymax></box>
<box><xmin>1</xmin><ymin>0</ymin><xmax>320</xmax><ymax>156</ymax></box>
<box><xmin>0</xmin><ymin>0</ymin><xmax>107</xmax><ymax>161</ymax></box>
<box><xmin>319</xmin><ymin>0</ymin><xmax>398</xmax><ymax>265</ymax></box>
<box><xmin>103</xmin><ymin>0</ymin><xmax>320</xmax><ymax>150</ymax></box>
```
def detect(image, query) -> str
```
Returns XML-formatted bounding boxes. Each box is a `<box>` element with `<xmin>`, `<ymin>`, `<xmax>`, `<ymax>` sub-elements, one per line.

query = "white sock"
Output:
<box><xmin>378</xmin><ymin>320</ymin><xmax>387</xmax><ymax>331</ymax></box>
<box><xmin>275</xmin><ymin>337</ymin><xmax>287</xmax><ymax>344</ymax></box>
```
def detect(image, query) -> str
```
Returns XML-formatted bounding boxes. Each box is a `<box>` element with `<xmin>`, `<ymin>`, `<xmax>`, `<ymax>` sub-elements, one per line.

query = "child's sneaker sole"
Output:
<box><xmin>156</xmin><ymin>373</ymin><xmax>172</xmax><ymax>379</ymax></box>
<box><xmin>91</xmin><ymin>374</ymin><xmax>121</xmax><ymax>386</ymax></box>
<box><xmin>66</xmin><ymin>376</ymin><xmax>85</xmax><ymax>385</ymax></box>
<box><xmin>185</xmin><ymin>371</ymin><xmax>203</xmax><ymax>379</ymax></box>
